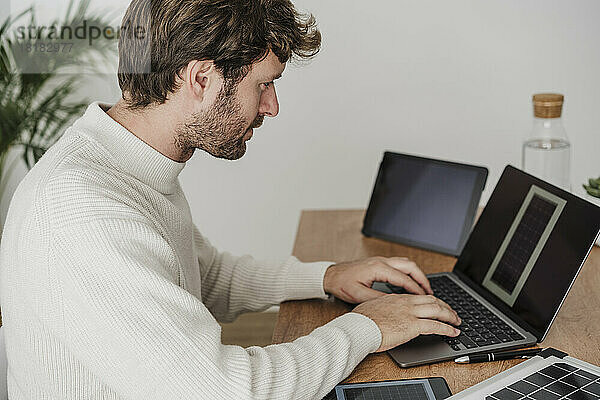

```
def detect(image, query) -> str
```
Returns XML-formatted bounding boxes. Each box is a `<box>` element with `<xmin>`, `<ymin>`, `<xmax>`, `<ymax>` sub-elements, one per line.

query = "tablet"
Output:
<box><xmin>330</xmin><ymin>377</ymin><xmax>452</xmax><ymax>400</ymax></box>
<box><xmin>362</xmin><ymin>152</ymin><xmax>488</xmax><ymax>256</ymax></box>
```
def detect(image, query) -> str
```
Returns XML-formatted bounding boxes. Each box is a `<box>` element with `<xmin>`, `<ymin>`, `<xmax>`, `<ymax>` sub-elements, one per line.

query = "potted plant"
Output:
<box><xmin>583</xmin><ymin>177</ymin><xmax>600</xmax><ymax>204</ymax></box>
<box><xmin>0</xmin><ymin>0</ymin><xmax>116</xmax><ymax>235</ymax></box>
<box><xmin>583</xmin><ymin>176</ymin><xmax>600</xmax><ymax>246</ymax></box>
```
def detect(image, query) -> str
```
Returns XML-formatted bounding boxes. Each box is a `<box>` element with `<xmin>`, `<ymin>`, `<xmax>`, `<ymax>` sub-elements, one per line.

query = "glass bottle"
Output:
<box><xmin>521</xmin><ymin>93</ymin><xmax>571</xmax><ymax>191</ymax></box>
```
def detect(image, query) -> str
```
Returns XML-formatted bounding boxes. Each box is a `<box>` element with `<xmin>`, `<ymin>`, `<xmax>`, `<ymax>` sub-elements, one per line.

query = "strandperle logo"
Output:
<box><xmin>1</xmin><ymin>0</ymin><xmax>153</xmax><ymax>75</ymax></box>
<box><xmin>14</xmin><ymin>19</ymin><xmax>146</xmax><ymax>47</ymax></box>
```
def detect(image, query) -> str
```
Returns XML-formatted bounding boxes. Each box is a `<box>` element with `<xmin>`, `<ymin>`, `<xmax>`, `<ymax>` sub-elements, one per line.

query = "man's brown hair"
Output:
<box><xmin>117</xmin><ymin>0</ymin><xmax>321</xmax><ymax>109</ymax></box>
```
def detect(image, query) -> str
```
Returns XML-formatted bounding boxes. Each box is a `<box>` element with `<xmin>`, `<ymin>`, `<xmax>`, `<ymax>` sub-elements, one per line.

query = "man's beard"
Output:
<box><xmin>174</xmin><ymin>84</ymin><xmax>264</xmax><ymax>160</ymax></box>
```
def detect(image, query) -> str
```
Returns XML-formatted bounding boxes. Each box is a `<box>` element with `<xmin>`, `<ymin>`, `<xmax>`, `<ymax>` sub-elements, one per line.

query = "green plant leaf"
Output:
<box><xmin>583</xmin><ymin>184</ymin><xmax>600</xmax><ymax>198</ymax></box>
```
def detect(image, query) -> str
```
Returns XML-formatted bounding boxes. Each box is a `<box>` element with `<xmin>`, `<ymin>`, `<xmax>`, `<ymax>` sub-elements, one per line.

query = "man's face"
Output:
<box><xmin>176</xmin><ymin>51</ymin><xmax>285</xmax><ymax>160</ymax></box>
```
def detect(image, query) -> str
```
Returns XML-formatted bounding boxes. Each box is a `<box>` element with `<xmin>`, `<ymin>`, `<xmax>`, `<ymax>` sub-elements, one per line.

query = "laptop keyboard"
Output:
<box><xmin>387</xmin><ymin>275</ymin><xmax>524</xmax><ymax>350</ymax></box>
<box><xmin>486</xmin><ymin>362</ymin><xmax>600</xmax><ymax>400</ymax></box>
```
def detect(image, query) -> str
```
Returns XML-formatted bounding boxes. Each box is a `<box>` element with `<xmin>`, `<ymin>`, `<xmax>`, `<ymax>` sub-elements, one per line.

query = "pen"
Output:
<box><xmin>454</xmin><ymin>348</ymin><xmax>544</xmax><ymax>364</ymax></box>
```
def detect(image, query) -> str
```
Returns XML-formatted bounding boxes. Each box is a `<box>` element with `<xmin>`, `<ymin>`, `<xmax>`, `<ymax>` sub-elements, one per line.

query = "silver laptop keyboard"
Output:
<box><xmin>387</xmin><ymin>275</ymin><xmax>524</xmax><ymax>350</ymax></box>
<box><xmin>487</xmin><ymin>362</ymin><xmax>600</xmax><ymax>400</ymax></box>
<box><xmin>432</xmin><ymin>276</ymin><xmax>524</xmax><ymax>350</ymax></box>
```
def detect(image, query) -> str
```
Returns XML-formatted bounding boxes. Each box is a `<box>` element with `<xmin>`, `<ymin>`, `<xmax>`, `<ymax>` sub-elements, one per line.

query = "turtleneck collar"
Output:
<box><xmin>72</xmin><ymin>101</ymin><xmax>186</xmax><ymax>195</ymax></box>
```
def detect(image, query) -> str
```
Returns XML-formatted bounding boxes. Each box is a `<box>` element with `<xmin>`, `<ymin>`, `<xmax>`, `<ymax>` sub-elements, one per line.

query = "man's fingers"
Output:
<box><xmin>345</xmin><ymin>283</ymin><xmax>386</xmax><ymax>303</ymax></box>
<box><xmin>417</xmin><ymin>319</ymin><xmax>461</xmax><ymax>337</ymax></box>
<box><xmin>409</xmin><ymin>294</ymin><xmax>449</xmax><ymax>308</ymax></box>
<box><xmin>408</xmin><ymin>295</ymin><xmax>459</xmax><ymax>320</ymax></box>
<box><xmin>384</xmin><ymin>258</ymin><xmax>433</xmax><ymax>294</ymax></box>
<box><xmin>413</xmin><ymin>303</ymin><xmax>461</xmax><ymax>326</ymax></box>
<box><xmin>381</xmin><ymin>267</ymin><xmax>426</xmax><ymax>295</ymax></box>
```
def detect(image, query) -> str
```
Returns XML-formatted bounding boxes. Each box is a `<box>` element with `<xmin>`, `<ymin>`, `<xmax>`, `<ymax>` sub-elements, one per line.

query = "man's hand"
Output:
<box><xmin>354</xmin><ymin>294</ymin><xmax>461</xmax><ymax>352</ymax></box>
<box><xmin>323</xmin><ymin>256</ymin><xmax>433</xmax><ymax>304</ymax></box>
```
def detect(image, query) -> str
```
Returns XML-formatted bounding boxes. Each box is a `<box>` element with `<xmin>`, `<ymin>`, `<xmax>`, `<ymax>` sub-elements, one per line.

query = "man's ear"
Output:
<box><xmin>184</xmin><ymin>60</ymin><xmax>216</xmax><ymax>102</ymax></box>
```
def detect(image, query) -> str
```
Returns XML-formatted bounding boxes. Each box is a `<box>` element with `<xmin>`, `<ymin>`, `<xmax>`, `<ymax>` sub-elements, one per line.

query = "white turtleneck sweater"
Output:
<box><xmin>0</xmin><ymin>102</ymin><xmax>381</xmax><ymax>400</ymax></box>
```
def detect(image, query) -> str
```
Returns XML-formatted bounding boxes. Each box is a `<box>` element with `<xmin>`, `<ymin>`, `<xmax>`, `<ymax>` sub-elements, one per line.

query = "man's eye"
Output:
<box><xmin>262</xmin><ymin>82</ymin><xmax>273</xmax><ymax>89</ymax></box>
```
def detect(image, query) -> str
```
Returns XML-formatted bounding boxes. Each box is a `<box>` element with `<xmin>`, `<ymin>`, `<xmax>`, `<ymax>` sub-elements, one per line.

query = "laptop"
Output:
<box><xmin>447</xmin><ymin>348</ymin><xmax>600</xmax><ymax>399</ymax></box>
<box><xmin>373</xmin><ymin>165</ymin><xmax>600</xmax><ymax>367</ymax></box>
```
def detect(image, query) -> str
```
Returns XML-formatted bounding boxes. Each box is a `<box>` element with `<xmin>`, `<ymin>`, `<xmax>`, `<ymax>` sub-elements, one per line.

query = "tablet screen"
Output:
<box><xmin>335</xmin><ymin>379</ymin><xmax>437</xmax><ymax>400</ymax></box>
<box><xmin>362</xmin><ymin>152</ymin><xmax>488</xmax><ymax>256</ymax></box>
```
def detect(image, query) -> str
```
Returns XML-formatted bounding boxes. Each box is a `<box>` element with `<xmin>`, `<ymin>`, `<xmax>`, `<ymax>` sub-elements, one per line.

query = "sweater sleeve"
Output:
<box><xmin>192</xmin><ymin>223</ymin><xmax>334</xmax><ymax>322</ymax></box>
<box><xmin>51</xmin><ymin>218</ymin><xmax>381</xmax><ymax>400</ymax></box>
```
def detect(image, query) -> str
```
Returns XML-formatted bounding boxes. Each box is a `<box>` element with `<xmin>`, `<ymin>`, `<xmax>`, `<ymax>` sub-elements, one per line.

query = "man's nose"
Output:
<box><xmin>259</xmin><ymin>85</ymin><xmax>279</xmax><ymax>117</ymax></box>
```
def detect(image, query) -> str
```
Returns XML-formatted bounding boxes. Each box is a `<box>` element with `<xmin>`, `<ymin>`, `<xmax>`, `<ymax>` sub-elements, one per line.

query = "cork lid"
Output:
<box><xmin>533</xmin><ymin>93</ymin><xmax>564</xmax><ymax>118</ymax></box>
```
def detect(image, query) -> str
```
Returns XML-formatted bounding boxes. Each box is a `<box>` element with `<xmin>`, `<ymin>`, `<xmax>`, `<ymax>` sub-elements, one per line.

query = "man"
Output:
<box><xmin>0</xmin><ymin>0</ymin><xmax>461</xmax><ymax>398</ymax></box>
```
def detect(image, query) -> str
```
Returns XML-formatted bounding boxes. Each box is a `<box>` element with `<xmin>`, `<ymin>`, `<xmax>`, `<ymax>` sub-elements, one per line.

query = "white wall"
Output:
<box><xmin>2</xmin><ymin>0</ymin><xmax>599</xmax><ymax>261</ymax></box>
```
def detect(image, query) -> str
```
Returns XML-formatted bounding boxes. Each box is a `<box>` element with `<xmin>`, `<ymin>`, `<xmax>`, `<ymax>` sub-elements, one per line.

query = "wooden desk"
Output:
<box><xmin>272</xmin><ymin>209</ymin><xmax>600</xmax><ymax>394</ymax></box>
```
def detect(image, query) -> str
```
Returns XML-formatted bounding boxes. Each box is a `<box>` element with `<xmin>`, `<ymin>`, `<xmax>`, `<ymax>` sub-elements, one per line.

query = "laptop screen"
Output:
<box><xmin>454</xmin><ymin>165</ymin><xmax>600</xmax><ymax>340</ymax></box>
